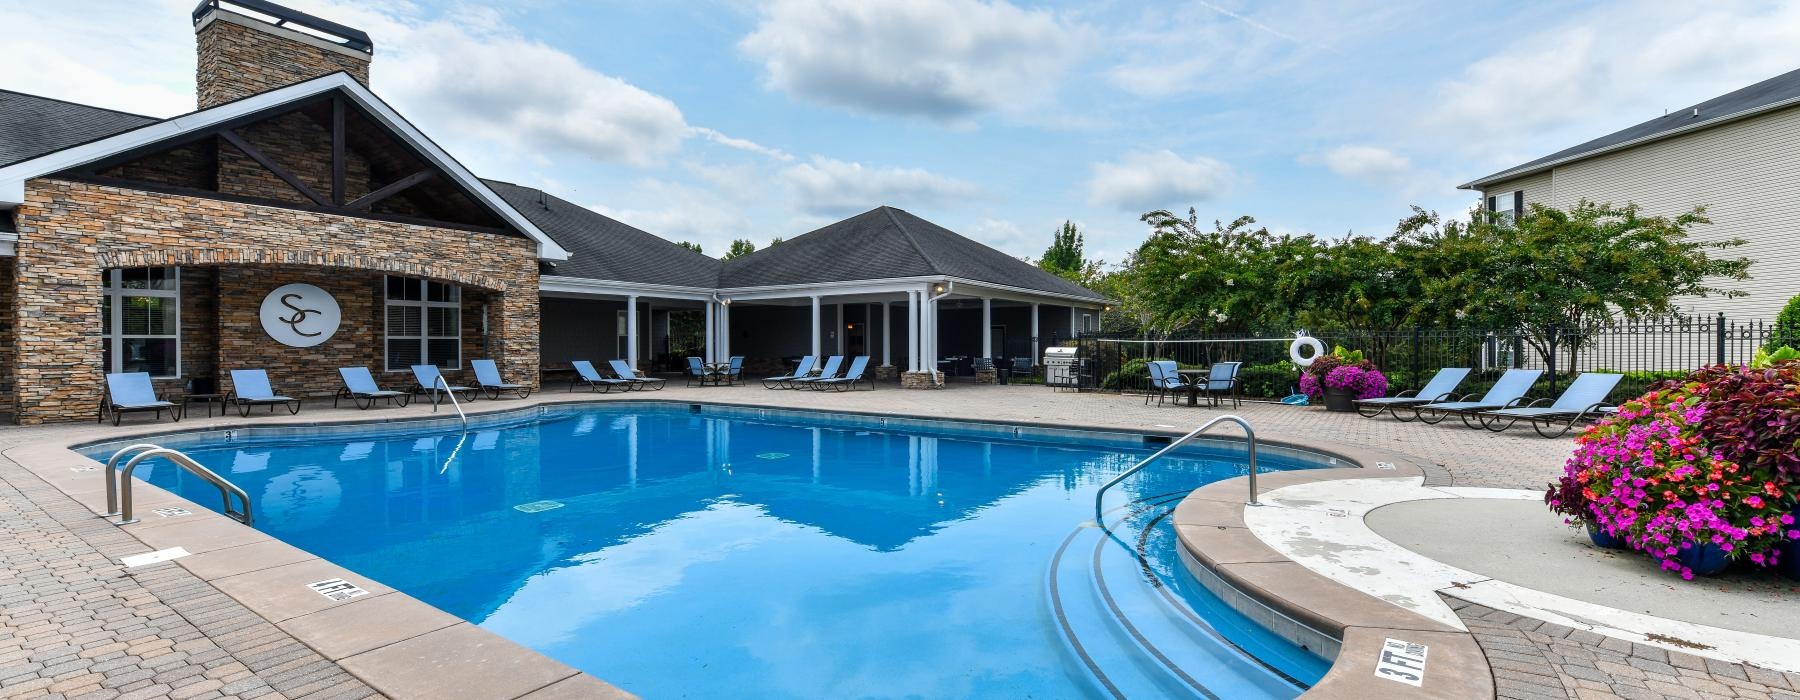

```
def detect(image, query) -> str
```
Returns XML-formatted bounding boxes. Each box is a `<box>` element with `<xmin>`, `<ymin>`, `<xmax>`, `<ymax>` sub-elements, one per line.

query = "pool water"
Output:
<box><xmin>88</xmin><ymin>404</ymin><xmax>1332</xmax><ymax>698</ymax></box>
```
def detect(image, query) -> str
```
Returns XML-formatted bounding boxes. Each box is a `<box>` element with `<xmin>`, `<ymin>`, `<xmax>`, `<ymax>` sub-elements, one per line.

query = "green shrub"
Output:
<box><xmin>1103</xmin><ymin>357</ymin><xmax>1164</xmax><ymax>391</ymax></box>
<box><xmin>1238</xmin><ymin>361</ymin><xmax>1299</xmax><ymax>398</ymax></box>
<box><xmin>1770</xmin><ymin>294</ymin><xmax>1800</xmax><ymax>352</ymax></box>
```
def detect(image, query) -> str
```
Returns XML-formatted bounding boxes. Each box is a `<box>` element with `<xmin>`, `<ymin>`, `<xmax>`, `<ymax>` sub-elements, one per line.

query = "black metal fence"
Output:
<box><xmin>1073</xmin><ymin>314</ymin><xmax>1798</xmax><ymax>404</ymax></box>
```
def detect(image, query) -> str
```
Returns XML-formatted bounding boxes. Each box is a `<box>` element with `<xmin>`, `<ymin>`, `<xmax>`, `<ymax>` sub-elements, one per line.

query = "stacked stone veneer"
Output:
<box><xmin>8</xmin><ymin>179</ymin><xmax>538</xmax><ymax>424</ymax></box>
<box><xmin>196</xmin><ymin>10</ymin><xmax>370</xmax><ymax>109</ymax></box>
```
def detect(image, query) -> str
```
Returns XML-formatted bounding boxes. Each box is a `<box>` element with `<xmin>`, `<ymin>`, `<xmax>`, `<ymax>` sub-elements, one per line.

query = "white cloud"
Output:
<box><xmin>3</xmin><ymin>0</ymin><xmax>195</xmax><ymax>116</ymax></box>
<box><xmin>593</xmin><ymin>179</ymin><xmax>753</xmax><ymax>253</ymax></box>
<box><xmin>1307</xmin><ymin>145</ymin><xmax>1411</xmax><ymax>181</ymax></box>
<box><xmin>965</xmin><ymin>218</ymin><xmax>1034</xmax><ymax>257</ymax></box>
<box><xmin>782</xmin><ymin>157</ymin><xmax>982</xmax><ymax>217</ymax></box>
<box><xmin>688</xmin><ymin>127</ymin><xmax>794</xmax><ymax>162</ymax></box>
<box><xmin>1085</xmin><ymin>150</ymin><xmax>1237</xmax><ymax>211</ymax></box>
<box><xmin>739</xmin><ymin>0</ymin><xmax>1081</xmax><ymax>120</ymax></box>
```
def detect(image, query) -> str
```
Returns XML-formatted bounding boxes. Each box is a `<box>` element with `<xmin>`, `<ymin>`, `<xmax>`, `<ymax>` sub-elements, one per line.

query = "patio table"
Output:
<box><xmin>1175</xmin><ymin>368</ymin><xmax>1210</xmax><ymax>407</ymax></box>
<box><xmin>702</xmin><ymin>362</ymin><xmax>730</xmax><ymax>386</ymax></box>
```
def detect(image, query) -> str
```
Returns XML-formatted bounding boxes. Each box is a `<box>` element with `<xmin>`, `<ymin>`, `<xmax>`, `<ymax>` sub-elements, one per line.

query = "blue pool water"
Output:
<box><xmin>87</xmin><ymin>403</ymin><xmax>1333</xmax><ymax>698</ymax></box>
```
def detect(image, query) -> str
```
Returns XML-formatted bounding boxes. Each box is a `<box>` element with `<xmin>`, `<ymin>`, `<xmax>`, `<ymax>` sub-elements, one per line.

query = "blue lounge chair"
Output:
<box><xmin>1480</xmin><ymin>373</ymin><xmax>1624</xmax><ymax>437</ymax></box>
<box><xmin>472</xmin><ymin>359</ymin><xmax>532</xmax><ymax>399</ymax></box>
<box><xmin>335</xmin><ymin>367</ymin><xmax>411</xmax><ymax>409</ymax></box>
<box><xmin>228</xmin><ymin>369</ymin><xmax>301</xmax><ymax>417</ymax></box>
<box><xmin>790</xmin><ymin>356</ymin><xmax>843</xmax><ymax>388</ymax></box>
<box><xmin>570</xmin><ymin>360</ymin><xmax>632</xmax><ymax>393</ymax></box>
<box><xmin>1414</xmin><ymin>368</ymin><xmax>1544</xmax><ymax>428</ymax></box>
<box><xmin>609</xmin><ymin>360</ymin><xmax>666</xmax><ymax>391</ymax></box>
<box><xmin>1354</xmin><ymin>367</ymin><xmax>1472</xmax><ymax>421</ymax></box>
<box><xmin>763</xmin><ymin>356</ymin><xmax>817</xmax><ymax>389</ymax></box>
<box><xmin>101</xmin><ymin>372</ymin><xmax>180</xmax><ymax>425</ymax></box>
<box><xmin>814</xmin><ymin>356</ymin><xmax>872</xmax><ymax>391</ymax></box>
<box><xmin>1200</xmin><ymin>361</ymin><xmax>1242</xmax><ymax>408</ymax></box>
<box><xmin>411</xmin><ymin>364</ymin><xmax>478</xmax><ymax>406</ymax></box>
<box><xmin>1145</xmin><ymin>361</ymin><xmax>1189</xmax><ymax>406</ymax></box>
<box><xmin>685</xmin><ymin>357</ymin><xmax>719</xmax><ymax>387</ymax></box>
<box><xmin>723</xmin><ymin>356</ymin><xmax>745</xmax><ymax>386</ymax></box>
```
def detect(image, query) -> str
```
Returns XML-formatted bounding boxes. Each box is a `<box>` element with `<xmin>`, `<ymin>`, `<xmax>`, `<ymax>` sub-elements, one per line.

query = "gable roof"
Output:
<box><xmin>1461</xmin><ymin>66</ymin><xmax>1800</xmax><ymax>189</ymax></box>
<box><xmin>486</xmin><ymin>180</ymin><xmax>722</xmax><ymax>289</ymax></box>
<box><xmin>719</xmin><ymin>206</ymin><xmax>1104</xmax><ymax>300</ymax></box>
<box><xmin>0</xmin><ymin>73</ymin><xmax>569</xmax><ymax>260</ymax></box>
<box><xmin>0</xmin><ymin>91</ymin><xmax>158</xmax><ymax>167</ymax></box>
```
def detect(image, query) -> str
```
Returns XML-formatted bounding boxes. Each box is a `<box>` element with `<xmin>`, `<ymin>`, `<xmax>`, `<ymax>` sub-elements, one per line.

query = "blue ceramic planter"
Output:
<box><xmin>1586</xmin><ymin>524</ymin><xmax>1628</xmax><ymax>550</ymax></box>
<box><xmin>1676</xmin><ymin>542</ymin><xmax>1729</xmax><ymax>577</ymax></box>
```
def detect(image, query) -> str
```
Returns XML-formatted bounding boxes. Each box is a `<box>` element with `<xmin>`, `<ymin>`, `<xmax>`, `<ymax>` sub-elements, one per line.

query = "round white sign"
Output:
<box><xmin>259</xmin><ymin>283</ymin><xmax>341</xmax><ymax>347</ymax></box>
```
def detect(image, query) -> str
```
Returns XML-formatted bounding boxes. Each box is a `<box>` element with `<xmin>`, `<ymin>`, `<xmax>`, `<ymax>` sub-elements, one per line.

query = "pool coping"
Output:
<box><xmin>21</xmin><ymin>392</ymin><xmax>1360</xmax><ymax>700</ymax></box>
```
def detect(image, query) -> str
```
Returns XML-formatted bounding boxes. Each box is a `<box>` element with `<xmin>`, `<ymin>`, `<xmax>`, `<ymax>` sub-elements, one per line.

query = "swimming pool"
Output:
<box><xmin>85</xmin><ymin>403</ymin><xmax>1335</xmax><ymax>698</ymax></box>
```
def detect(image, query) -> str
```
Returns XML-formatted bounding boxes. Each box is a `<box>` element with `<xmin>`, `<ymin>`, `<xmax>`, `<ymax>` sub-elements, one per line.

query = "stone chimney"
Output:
<box><xmin>193</xmin><ymin>0</ymin><xmax>373</xmax><ymax>109</ymax></box>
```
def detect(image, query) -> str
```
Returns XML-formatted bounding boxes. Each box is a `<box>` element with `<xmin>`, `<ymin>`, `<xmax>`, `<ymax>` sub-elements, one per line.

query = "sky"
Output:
<box><xmin>5</xmin><ymin>0</ymin><xmax>1799</xmax><ymax>267</ymax></box>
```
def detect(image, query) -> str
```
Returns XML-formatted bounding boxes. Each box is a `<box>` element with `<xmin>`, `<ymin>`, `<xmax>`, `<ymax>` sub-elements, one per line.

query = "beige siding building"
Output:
<box><xmin>1461</xmin><ymin>69</ymin><xmax>1800</xmax><ymax>322</ymax></box>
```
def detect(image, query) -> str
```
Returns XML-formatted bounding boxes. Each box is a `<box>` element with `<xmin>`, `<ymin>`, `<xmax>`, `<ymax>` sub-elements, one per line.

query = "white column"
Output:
<box><xmin>1030</xmin><ymin>302</ymin><xmax>1040</xmax><ymax>364</ymax></box>
<box><xmin>810</xmin><ymin>296</ymin><xmax>822</xmax><ymax>358</ymax></box>
<box><xmin>906</xmin><ymin>292</ymin><xmax>920</xmax><ymax>372</ymax></box>
<box><xmin>1070</xmin><ymin>306</ymin><xmax>1079</xmax><ymax>338</ymax></box>
<box><xmin>881</xmin><ymin>302</ymin><xmax>892</xmax><ymax>367</ymax></box>
<box><xmin>1096</xmin><ymin>307</ymin><xmax>1103</xmax><ymax>332</ymax></box>
<box><xmin>721</xmin><ymin>302</ymin><xmax>732</xmax><ymax>360</ymax></box>
<box><xmin>627</xmin><ymin>295</ymin><xmax>640</xmax><ymax>369</ymax></box>
<box><xmin>926</xmin><ymin>292</ymin><xmax>939</xmax><ymax>374</ymax></box>
<box><xmin>836</xmin><ymin>303</ymin><xmax>845</xmax><ymax>355</ymax></box>
<box><xmin>980</xmin><ymin>297</ymin><xmax>992</xmax><ymax>358</ymax></box>
<box><xmin>704</xmin><ymin>302</ymin><xmax>716</xmax><ymax>363</ymax></box>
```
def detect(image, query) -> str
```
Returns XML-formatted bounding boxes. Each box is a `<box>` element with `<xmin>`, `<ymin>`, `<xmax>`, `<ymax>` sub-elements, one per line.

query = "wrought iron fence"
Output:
<box><xmin>1072</xmin><ymin>314</ymin><xmax>1797</xmax><ymax>405</ymax></box>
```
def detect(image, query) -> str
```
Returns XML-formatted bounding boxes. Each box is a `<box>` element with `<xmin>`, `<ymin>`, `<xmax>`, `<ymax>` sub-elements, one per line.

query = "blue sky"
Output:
<box><xmin>8</xmin><ymin>0</ymin><xmax>1800</xmax><ymax>266</ymax></box>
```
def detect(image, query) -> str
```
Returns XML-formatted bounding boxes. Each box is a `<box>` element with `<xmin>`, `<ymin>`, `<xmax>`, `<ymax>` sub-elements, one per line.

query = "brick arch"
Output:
<box><xmin>94</xmin><ymin>248</ymin><xmax>511</xmax><ymax>293</ymax></box>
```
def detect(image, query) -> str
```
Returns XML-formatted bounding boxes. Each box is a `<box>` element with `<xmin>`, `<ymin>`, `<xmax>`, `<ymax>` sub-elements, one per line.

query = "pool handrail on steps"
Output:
<box><xmin>103</xmin><ymin>443</ymin><xmax>163</xmax><ymax>517</ymax></box>
<box><xmin>1094</xmin><ymin>415</ymin><xmax>1260</xmax><ymax>526</ymax></box>
<box><xmin>105</xmin><ymin>445</ymin><xmax>253</xmax><ymax>526</ymax></box>
<box><xmin>433</xmin><ymin>374</ymin><xmax>468</xmax><ymax>428</ymax></box>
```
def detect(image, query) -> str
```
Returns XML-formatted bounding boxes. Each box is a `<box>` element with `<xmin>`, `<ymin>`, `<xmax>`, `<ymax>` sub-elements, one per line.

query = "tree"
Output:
<box><xmin>768</xmin><ymin>237</ymin><xmax>784</xmax><ymax>247</ymax></box>
<box><xmin>1770</xmin><ymin>294</ymin><xmax>1800</xmax><ymax>352</ymax></box>
<box><xmin>676</xmin><ymin>241</ymin><xmax>703</xmax><ymax>254</ymax></box>
<box><xmin>1040</xmin><ymin>221</ymin><xmax>1084</xmax><ymax>277</ymax></box>
<box><xmin>722</xmin><ymin>239</ymin><xmax>757</xmax><ymax>260</ymax></box>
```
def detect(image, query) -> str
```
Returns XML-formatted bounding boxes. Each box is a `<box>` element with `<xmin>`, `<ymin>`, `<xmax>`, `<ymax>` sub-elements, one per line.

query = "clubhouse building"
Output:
<box><xmin>0</xmin><ymin>0</ymin><xmax>1105</xmax><ymax>424</ymax></box>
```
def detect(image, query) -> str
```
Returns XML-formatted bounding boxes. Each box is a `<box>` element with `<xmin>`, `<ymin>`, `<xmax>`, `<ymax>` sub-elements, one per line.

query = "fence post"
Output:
<box><xmin>1547</xmin><ymin>325</ymin><xmax>1558</xmax><ymax>396</ymax></box>
<box><xmin>1411</xmin><ymin>325</ymin><xmax>1422</xmax><ymax>387</ymax></box>
<box><xmin>1716</xmin><ymin>312</ymin><xmax>1727</xmax><ymax>366</ymax></box>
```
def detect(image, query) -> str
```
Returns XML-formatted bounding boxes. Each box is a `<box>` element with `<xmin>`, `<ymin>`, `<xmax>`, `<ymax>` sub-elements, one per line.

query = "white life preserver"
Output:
<box><xmin>1289</xmin><ymin>335</ymin><xmax>1325</xmax><ymax>367</ymax></box>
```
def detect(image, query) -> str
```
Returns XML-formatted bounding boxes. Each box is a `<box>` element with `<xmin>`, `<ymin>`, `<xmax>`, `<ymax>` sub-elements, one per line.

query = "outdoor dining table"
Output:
<box><xmin>701</xmin><ymin>362</ymin><xmax>730</xmax><ymax>386</ymax></box>
<box><xmin>1175</xmin><ymin>367</ymin><xmax>1213</xmax><ymax>407</ymax></box>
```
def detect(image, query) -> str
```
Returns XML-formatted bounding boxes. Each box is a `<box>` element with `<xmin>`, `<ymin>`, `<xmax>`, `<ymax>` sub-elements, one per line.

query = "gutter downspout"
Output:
<box><xmin>925</xmin><ymin>281</ymin><xmax>954</xmax><ymax>387</ymax></box>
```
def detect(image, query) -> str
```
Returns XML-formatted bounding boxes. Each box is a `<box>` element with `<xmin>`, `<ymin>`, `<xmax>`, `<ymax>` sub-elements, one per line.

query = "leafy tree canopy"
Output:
<box><xmin>676</xmin><ymin>241</ymin><xmax>702</xmax><ymax>254</ymax></box>
<box><xmin>722</xmin><ymin>239</ymin><xmax>757</xmax><ymax>261</ymax></box>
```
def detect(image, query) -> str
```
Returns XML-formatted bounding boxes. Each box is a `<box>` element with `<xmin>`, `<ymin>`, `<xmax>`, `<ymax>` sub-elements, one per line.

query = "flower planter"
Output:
<box><xmin>1676</xmin><ymin>542</ymin><xmax>1730</xmax><ymax>577</ymax></box>
<box><xmin>1322</xmin><ymin>387</ymin><xmax>1356</xmax><ymax>412</ymax></box>
<box><xmin>1585</xmin><ymin>524</ymin><xmax>1627</xmax><ymax>550</ymax></box>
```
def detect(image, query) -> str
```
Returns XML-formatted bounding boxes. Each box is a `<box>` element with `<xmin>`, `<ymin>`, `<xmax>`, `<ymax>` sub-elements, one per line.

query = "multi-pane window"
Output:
<box><xmin>1486</xmin><ymin>190</ymin><xmax>1523</xmax><ymax>224</ymax></box>
<box><xmin>102</xmin><ymin>268</ymin><xmax>181</xmax><ymax>378</ymax></box>
<box><xmin>385</xmin><ymin>276</ymin><xmax>461</xmax><ymax>371</ymax></box>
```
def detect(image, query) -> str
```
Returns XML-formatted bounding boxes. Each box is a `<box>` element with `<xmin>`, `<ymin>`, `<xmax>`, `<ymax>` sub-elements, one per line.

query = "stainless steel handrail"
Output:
<box><xmin>103</xmin><ymin>443</ymin><xmax>163</xmax><ymax>517</ymax></box>
<box><xmin>1094</xmin><ymin>415</ymin><xmax>1260</xmax><ymax>525</ymax></box>
<box><xmin>433</xmin><ymin>374</ymin><xmax>468</xmax><ymax>428</ymax></box>
<box><xmin>111</xmin><ymin>446</ymin><xmax>252</xmax><ymax>525</ymax></box>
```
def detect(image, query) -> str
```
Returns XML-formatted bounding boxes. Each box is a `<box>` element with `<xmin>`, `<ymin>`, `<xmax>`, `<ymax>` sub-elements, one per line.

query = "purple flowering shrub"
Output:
<box><xmin>1548</xmin><ymin>359</ymin><xmax>1800</xmax><ymax>580</ymax></box>
<box><xmin>1299</xmin><ymin>348</ymin><xmax>1388</xmax><ymax>401</ymax></box>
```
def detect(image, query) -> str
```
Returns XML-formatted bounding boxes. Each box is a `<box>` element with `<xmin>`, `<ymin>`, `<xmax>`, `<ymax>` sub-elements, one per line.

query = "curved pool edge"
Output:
<box><xmin>1170</xmin><ymin>455</ymin><xmax>1498</xmax><ymax>699</ymax></box>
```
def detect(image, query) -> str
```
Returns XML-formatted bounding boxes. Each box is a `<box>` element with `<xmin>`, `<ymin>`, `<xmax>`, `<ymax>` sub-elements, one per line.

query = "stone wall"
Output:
<box><xmin>0</xmin><ymin>263</ymin><xmax>13</xmax><ymax>413</ymax></box>
<box><xmin>196</xmin><ymin>12</ymin><xmax>370</xmax><ymax>109</ymax></box>
<box><xmin>9</xmin><ymin>179</ymin><xmax>537</xmax><ymax>424</ymax></box>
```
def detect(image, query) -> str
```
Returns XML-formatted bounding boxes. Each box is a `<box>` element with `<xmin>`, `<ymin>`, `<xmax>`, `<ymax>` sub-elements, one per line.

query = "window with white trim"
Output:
<box><xmin>102</xmin><ymin>268</ymin><xmax>181</xmax><ymax>378</ymax></box>
<box><xmin>1486</xmin><ymin>190</ymin><xmax>1523</xmax><ymax>224</ymax></box>
<box><xmin>385</xmin><ymin>276</ymin><xmax>461</xmax><ymax>371</ymax></box>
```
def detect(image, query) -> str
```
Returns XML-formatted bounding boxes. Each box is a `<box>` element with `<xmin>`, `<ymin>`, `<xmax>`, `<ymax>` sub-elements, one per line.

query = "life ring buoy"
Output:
<box><xmin>1289</xmin><ymin>336</ymin><xmax>1325</xmax><ymax>367</ymax></box>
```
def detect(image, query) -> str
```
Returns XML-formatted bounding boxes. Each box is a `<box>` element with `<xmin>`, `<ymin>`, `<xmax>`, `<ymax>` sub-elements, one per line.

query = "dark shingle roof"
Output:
<box><xmin>0</xmin><ymin>90</ymin><xmax>159</xmax><ymax>167</ymax></box>
<box><xmin>485</xmin><ymin>179</ymin><xmax>722</xmax><ymax>288</ymax></box>
<box><xmin>1462</xmin><ymin>67</ymin><xmax>1800</xmax><ymax>189</ymax></box>
<box><xmin>719</xmin><ymin>206</ymin><xmax>1104</xmax><ymax>300</ymax></box>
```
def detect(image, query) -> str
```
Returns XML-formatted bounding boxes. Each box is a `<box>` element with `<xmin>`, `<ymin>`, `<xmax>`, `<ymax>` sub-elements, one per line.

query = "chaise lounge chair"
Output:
<box><xmin>1412</xmin><ymin>368</ymin><xmax>1543</xmax><ymax>428</ymax></box>
<box><xmin>1478</xmin><ymin>372</ymin><xmax>1624</xmax><ymax>437</ymax></box>
<box><xmin>609</xmin><ymin>360</ymin><xmax>666</xmax><ymax>391</ymax></box>
<box><xmin>101</xmin><ymin>372</ymin><xmax>181</xmax><ymax>425</ymax></box>
<box><xmin>1354</xmin><ymin>367</ymin><xmax>1472</xmax><ymax>421</ymax></box>
<box><xmin>472</xmin><ymin>359</ymin><xmax>532</xmax><ymax>399</ymax></box>
<box><xmin>411</xmin><ymin>364</ymin><xmax>478</xmax><ymax>406</ymax></box>
<box><xmin>228</xmin><ymin>369</ymin><xmax>302</xmax><ymax>417</ymax></box>
<box><xmin>335</xmin><ymin>367</ymin><xmax>412</xmax><ymax>409</ymax></box>
<box><xmin>790</xmin><ymin>356</ymin><xmax>843</xmax><ymax>389</ymax></box>
<box><xmin>813</xmin><ymin>356</ymin><xmax>872</xmax><ymax>391</ymax></box>
<box><xmin>570</xmin><ymin>360</ymin><xmax>633</xmax><ymax>393</ymax></box>
<box><xmin>762</xmin><ymin>356</ymin><xmax>817</xmax><ymax>389</ymax></box>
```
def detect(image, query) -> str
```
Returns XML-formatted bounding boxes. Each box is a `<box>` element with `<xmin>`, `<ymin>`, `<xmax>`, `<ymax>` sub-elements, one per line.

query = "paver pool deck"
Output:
<box><xmin>1</xmin><ymin>381</ymin><xmax>1794</xmax><ymax>699</ymax></box>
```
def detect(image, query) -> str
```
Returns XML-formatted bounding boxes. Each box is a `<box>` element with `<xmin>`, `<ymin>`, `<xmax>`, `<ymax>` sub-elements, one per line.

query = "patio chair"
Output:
<box><xmin>790</xmin><ymin>356</ymin><xmax>843</xmax><ymax>389</ymax></box>
<box><xmin>570</xmin><ymin>360</ymin><xmax>633</xmax><ymax>393</ymax></box>
<box><xmin>763</xmin><ymin>356</ymin><xmax>817</xmax><ymax>389</ymax></box>
<box><xmin>814</xmin><ymin>356</ymin><xmax>872</xmax><ymax>391</ymax></box>
<box><xmin>1478</xmin><ymin>372</ymin><xmax>1624</xmax><ymax>437</ymax></box>
<box><xmin>334</xmin><ymin>367</ymin><xmax>412</xmax><ymax>410</ymax></box>
<box><xmin>685</xmin><ymin>357</ymin><xmax>718</xmax><ymax>387</ymax></box>
<box><xmin>228</xmin><ymin>369</ymin><xmax>302</xmax><ymax>417</ymax></box>
<box><xmin>472</xmin><ymin>359</ymin><xmax>532</xmax><ymax>400</ymax></box>
<box><xmin>1413</xmin><ymin>368</ymin><xmax>1544</xmax><ymax>428</ymax></box>
<box><xmin>1353</xmin><ymin>367</ymin><xmax>1472</xmax><ymax>421</ymax></box>
<box><xmin>609</xmin><ymin>360</ymin><xmax>666</xmax><ymax>391</ymax></box>
<box><xmin>100</xmin><ymin>372</ymin><xmax>181</xmax><ymax>426</ymax></box>
<box><xmin>411</xmin><ymin>364</ymin><xmax>479</xmax><ymax>406</ymax></box>
<box><xmin>1145</xmin><ymin>361</ymin><xmax>1189</xmax><ymax>406</ymax></box>
<box><xmin>724</xmin><ymin>356</ymin><xmax>745</xmax><ymax>385</ymax></box>
<box><xmin>1200</xmin><ymin>361</ymin><xmax>1242</xmax><ymax>408</ymax></box>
